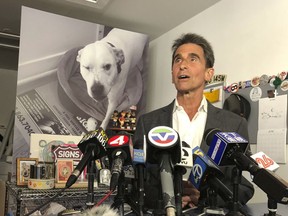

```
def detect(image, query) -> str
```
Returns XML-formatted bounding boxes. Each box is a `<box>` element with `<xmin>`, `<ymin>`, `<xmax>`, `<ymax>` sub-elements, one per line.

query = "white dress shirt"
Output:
<box><xmin>172</xmin><ymin>97</ymin><xmax>208</xmax><ymax>149</ymax></box>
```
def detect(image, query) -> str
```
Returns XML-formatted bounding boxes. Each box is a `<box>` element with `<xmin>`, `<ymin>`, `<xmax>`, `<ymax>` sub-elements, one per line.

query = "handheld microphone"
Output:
<box><xmin>147</xmin><ymin>126</ymin><xmax>181</xmax><ymax>165</ymax></box>
<box><xmin>147</xmin><ymin>126</ymin><xmax>181</xmax><ymax>215</ymax></box>
<box><xmin>106</xmin><ymin>133</ymin><xmax>133</xmax><ymax>191</ymax></box>
<box><xmin>132</xmin><ymin>135</ymin><xmax>147</xmax><ymax>177</ymax></box>
<box><xmin>205</xmin><ymin>128</ymin><xmax>249</xmax><ymax>166</ymax></box>
<box><xmin>66</xmin><ymin>127</ymin><xmax>108</xmax><ymax>188</ymax></box>
<box><xmin>205</xmin><ymin>128</ymin><xmax>288</xmax><ymax>204</ymax></box>
<box><xmin>175</xmin><ymin>142</ymin><xmax>193</xmax><ymax>181</ymax></box>
<box><xmin>251</xmin><ymin>152</ymin><xmax>281</xmax><ymax>215</ymax></box>
<box><xmin>174</xmin><ymin>143</ymin><xmax>193</xmax><ymax>216</ymax></box>
<box><xmin>189</xmin><ymin>146</ymin><xmax>233</xmax><ymax>202</ymax></box>
<box><xmin>132</xmin><ymin>135</ymin><xmax>147</xmax><ymax>214</ymax></box>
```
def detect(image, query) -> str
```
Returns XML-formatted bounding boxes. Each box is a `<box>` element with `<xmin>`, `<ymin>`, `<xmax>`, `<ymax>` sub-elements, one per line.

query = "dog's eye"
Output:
<box><xmin>103</xmin><ymin>64</ymin><xmax>111</xmax><ymax>71</ymax></box>
<box><xmin>83</xmin><ymin>65</ymin><xmax>90</xmax><ymax>70</ymax></box>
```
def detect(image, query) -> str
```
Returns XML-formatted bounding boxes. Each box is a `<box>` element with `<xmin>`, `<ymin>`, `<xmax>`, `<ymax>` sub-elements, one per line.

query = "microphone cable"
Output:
<box><xmin>94</xmin><ymin>189</ymin><xmax>114</xmax><ymax>207</ymax></box>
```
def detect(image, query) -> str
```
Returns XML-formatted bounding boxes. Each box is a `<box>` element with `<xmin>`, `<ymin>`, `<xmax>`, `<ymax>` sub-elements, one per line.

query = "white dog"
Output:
<box><xmin>76</xmin><ymin>28</ymin><xmax>148</xmax><ymax>130</ymax></box>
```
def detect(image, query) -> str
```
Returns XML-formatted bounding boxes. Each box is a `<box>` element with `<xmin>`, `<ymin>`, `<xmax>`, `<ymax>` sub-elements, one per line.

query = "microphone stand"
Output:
<box><xmin>160</xmin><ymin>152</ymin><xmax>176</xmax><ymax>216</ymax></box>
<box><xmin>111</xmin><ymin>171</ymin><xmax>126</xmax><ymax>216</ymax></box>
<box><xmin>151</xmin><ymin>155</ymin><xmax>173</xmax><ymax>216</ymax></box>
<box><xmin>200</xmin><ymin>188</ymin><xmax>225</xmax><ymax>215</ymax></box>
<box><xmin>264</xmin><ymin>196</ymin><xmax>281</xmax><ymax>216</ymax></box>
<box><xmin>124</xmin><ymin>166</ymin><xmax>145</xmax><ymax>216</ymax></box>
<box><xmin>86</xmin><ymin>148</ymin><xmax>97</xmax><ymax>209</ymax></box>
<box><xmin>135</xmin><ymin>163</ymin><xmax>145</xmax><ymax>216</ymax></box>
<box><xmin>174</xmin><ymin>166</ymin><xmax>184</xmax><ymax>216</ymax></box>
<box><xmin>152</xmin><ymin>187</ymin><xmax>166</xmax><ymax>216</ymax></box>
<box><xmin>226</xmin><ymin>167</ymin><xmax>244</xmax><ymax>216</ymax></box>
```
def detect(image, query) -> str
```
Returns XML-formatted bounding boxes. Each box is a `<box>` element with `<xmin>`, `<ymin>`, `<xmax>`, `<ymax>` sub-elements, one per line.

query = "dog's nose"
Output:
<box><xmin>90</xmin><ymin>83</ymin><xmax>107</xmax><ymax>101</ymax></box>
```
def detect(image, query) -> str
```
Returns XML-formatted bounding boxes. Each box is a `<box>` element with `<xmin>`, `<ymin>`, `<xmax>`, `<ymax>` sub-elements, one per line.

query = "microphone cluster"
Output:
<box><xmin>65</xmin><ymin>125</ymin><xmax>288</xmax><ymax>216</ymax></box>
<box><xmin>205</xmin><ymin>128</ymin><xmax>288</xmax><ymax>205</ymax></box>
<box><xmin>64</xmin><ymin>127</ymin><xmax>149</xmax><ymax>215</ymax></box>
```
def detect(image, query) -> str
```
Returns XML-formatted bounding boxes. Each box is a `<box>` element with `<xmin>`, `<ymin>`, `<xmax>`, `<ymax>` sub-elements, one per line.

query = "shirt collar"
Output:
<box><xmin>173</xmin><ymin>96</ymin><xmax>208</xmax><ymax>113</ymax></box>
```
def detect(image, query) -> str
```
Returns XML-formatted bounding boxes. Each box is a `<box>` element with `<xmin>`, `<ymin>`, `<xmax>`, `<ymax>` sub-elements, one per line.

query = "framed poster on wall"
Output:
<box><xmin>12</xmin><ymin>6</ymin><xmax>149</xmax><ymax>177</ymax></box>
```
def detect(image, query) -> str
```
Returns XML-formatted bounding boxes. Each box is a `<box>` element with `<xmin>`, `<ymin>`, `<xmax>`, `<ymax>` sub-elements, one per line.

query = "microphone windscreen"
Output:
<box><xmin>75</xmin><ymin>204</ymin><xmax>119</xmax><ymax>216</ymax></box>
<box><xmin>204</xmin><ymin>128</ymin><xmax>220</xmax><ymax>145</ymax></box>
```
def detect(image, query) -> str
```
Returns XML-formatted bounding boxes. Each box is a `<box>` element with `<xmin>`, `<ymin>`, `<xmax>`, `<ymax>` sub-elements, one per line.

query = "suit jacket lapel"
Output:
<box><xmin>158</xmin><ymin>100</ymin><xmax>174</xmax><ymax>127</ymax></box>
<box><xmin>201</xmin><ymin>102</ymin><xmax>221</xmax><ymax>153</ymax></box>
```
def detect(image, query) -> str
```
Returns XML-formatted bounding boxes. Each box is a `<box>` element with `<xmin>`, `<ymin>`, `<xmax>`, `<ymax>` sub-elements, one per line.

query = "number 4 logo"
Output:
<box><xmin>108</xmin><ymin>135</ymin><xmax>129</xmax><ymax>146</ymax></box>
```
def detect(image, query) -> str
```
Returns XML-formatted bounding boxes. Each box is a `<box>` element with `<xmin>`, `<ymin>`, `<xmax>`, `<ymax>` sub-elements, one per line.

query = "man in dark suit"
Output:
<box><xmin>133</xmin><ymin>33</ymin><xmax>254</xmax><ymax>211</ymax></box>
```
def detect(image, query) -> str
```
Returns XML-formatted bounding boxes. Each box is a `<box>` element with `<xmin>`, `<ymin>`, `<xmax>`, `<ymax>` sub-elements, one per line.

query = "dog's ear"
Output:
<box><xmin>76</xmin><ymin>48</ymin><xmax>83</xmax><ymax>62</ymax></box>
<box><xmin>112</xmin><ymin>47</ymin><xmax>125</xmax><ymax>66</ymax></box>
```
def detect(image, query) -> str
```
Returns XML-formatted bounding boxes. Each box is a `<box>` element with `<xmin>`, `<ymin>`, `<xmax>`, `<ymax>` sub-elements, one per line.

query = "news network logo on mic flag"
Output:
<box><xmin>81</xmin><ymin>128</ymin><xmax>108</xmax><ymax>146</ymax></box>
<box><xmin>189</xmin><ymin>156</ymin><xmax>206</xmax><ymax>189</ymax></box>
<box><xmin>177</xmin><ymin>147</ymin><xmax>193</xmax><ymax>167</ymax></box>
<box><xmin>178</xmin><ymin>147</ymin><xmax>193</xmax><ymax>181</ymax></box>
<box><xmin>251</xmin><ymin>151</ymin><xmax>279</xmax><ymax>171</ymax></box>
<box><xmin>207</xmin><ymin>132</ymin><xmax>248</xmax><ymax>165</ymax></box>
<box><xmin>148</xmin><ymin>126</ymin><xmax>178</xmax><ymax>149</ymax></box>
<box><xmin>107</xmin><ymin>134</ymin><xmax>130</xmax><ymax>147</ymax></box>
<box><xmin>78</xmin><ymin>127</ymin><xmax>108</xmax><ymax>153</ymax></box>
<box><xmin>133</xmin><ymin>149</ymin><xmax>145</xmax><ymax>164</ymax></box>
<box><xmin>192</xmin><ymin>146</ymin><xmax>219</xmax><ymax>170</ymax></box>
<box><xmin>192</xmin><ymin>146</ymin><xmax>204</xmax><ymax>157</ymax></box>
<box><xmin>217</xmin><ymin>132</ymin><xmax>248</xmax><ymax>143</ymax></box>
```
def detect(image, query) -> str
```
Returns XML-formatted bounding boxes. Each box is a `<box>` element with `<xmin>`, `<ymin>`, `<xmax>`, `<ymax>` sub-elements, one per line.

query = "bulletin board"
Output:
<box><xmin>224</xmin><ymin>83</ymin><xmax>288</xmax><ymax>144</ymax></box>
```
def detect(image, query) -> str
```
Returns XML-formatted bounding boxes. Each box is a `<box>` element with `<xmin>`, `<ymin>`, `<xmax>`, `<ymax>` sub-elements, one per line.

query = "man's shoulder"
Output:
<box><xmin>141</xmin><ymin>101</ymin><xmax>174</xmax><ymax>118</ymax></box>
<box><xmin>209</xmin><ymin>102</ymin><xmax>244</xmax><ymax>119</ymax></box>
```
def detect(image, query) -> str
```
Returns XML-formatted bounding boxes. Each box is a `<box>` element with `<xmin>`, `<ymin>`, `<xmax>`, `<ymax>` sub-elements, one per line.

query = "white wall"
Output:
<box><xmin>147</xmin><ymin>0</ymin><xmax>288</xmax><ymax>204</ymax></box>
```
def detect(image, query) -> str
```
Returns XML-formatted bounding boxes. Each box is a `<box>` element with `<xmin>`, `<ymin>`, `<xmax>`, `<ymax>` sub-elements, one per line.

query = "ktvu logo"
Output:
<box><xmin>148</xmin><ymin>126</ymin><xmax>178</xmax><ymax>149</ymax></box>
<box><xmin>179</xmin><ymin>148</ymin><xmax>190</xmax><ymax>165</ymax></box>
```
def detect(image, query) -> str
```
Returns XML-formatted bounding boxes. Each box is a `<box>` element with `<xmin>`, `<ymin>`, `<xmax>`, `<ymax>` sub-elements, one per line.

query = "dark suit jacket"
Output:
<box><xmin>133</xmin><ymin>100</ymin><xmax>254</xmax><ymax>209</ymax></box>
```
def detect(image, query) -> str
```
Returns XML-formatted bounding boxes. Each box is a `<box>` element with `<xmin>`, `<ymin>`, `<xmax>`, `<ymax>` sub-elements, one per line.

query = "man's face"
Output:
<box><xmin>172</xmin><ymin>43</ymin><xmax>214</xmax><ymax>94</ymax></box>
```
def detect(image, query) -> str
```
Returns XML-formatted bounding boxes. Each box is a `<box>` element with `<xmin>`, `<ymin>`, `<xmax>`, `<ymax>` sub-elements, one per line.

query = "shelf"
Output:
<box><xmin>7</xmin><ymin>182</ymin><xmax>109</xmax><ymax>200</ymax></box>
<box><xmin>5</xmin><ymin>182</ymin><xmax>114</xmax><ymax>216</ymax></box>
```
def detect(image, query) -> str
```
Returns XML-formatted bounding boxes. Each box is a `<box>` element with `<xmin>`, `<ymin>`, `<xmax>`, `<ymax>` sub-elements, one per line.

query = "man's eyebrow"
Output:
<box><xmin>173</xmin><ymin>52</ymin><xmax>201</xmax><ymax>61</ymax></box>
<box><xmin>188</xmin><ymin>52</ymin><xmax>200</xmax><ymax>59</ymax></box>
<box><xmin>173</xmin><ymin>53</ymin><xmax>181</xmax><ymax>60</ymax></box>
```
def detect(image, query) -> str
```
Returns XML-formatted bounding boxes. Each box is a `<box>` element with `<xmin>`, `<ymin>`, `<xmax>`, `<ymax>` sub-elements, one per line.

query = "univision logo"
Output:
<box><xmin>148</xmin><ymin>126</ymin><xmax>178</xmax><ymax>149</ymax></box>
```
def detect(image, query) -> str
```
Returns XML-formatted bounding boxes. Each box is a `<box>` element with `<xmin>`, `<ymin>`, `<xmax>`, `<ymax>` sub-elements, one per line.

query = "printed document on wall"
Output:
<box><xmin>257</xmin><ymin>95</ymin><xmax>287</xmax><ymax>163</ymax></box>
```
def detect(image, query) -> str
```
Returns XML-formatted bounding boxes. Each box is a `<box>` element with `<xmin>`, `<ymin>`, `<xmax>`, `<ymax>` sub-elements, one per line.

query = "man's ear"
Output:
<box><xmin>205</xmin><ymin>68</ymin><xmax>214</xmax><ymax>83</ymax></box>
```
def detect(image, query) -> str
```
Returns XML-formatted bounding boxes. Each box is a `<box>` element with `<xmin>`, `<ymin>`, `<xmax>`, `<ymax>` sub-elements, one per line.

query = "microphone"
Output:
<box><xmin>205</xmin><ymin>128</ymin><xmax>249</xmax><ymax>166</ymax></box>
<box><xmin>147</xmin><ymin>126</ymin><xmax>181</xmax><ymax>216</ymax></box>
<box><xmin>66</xmin><ymin>127</ymin><xmax>108</xmax><ymax>188</ymax></box>
<box><xmin>251</xmin><ymin>152</ymin><xmax>281</xmax><ymax>215</ymax></box>
<box><xmin>106</xmin><ymin>132</ymin><xmax>133</xmax><ymax>191</ymax></box>
<box><xmin>132</xmin><ymin>135</ymin><xmax>147</xmax><ymax>214</ymax></box>
<box><xmin>175</xmin><ymin>142</ymin><xmax>193</xmax><ymax>181</ymax></box>
<box><xmin>205</xmin><ymin>128</ymin><xmax>288</xmax><ymax>204</ymax></box>
<box><xmin>189</xmin><ymin>146</ymin><xmax>233</xmax><ymax>202</ymax></box>
<box><xmin>174</xmin><ymin>143</ymin><xmax>193</xmax><ymax>216</ymax></box>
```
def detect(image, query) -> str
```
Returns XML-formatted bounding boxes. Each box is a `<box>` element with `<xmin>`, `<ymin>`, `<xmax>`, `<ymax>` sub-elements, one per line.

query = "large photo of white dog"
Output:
<box><xmin>13</xmin><ymin>7</ymin><xmax>149</xmax><ymax>176</ymax></box>
<box><xmin>76</xmin><ymin>28</ymin><xmax>148</xmax><ymax>130</ymax></box>
<box><xmin>57</xmin><ymin>27</ymin><xmax>149</xmax><ymax>132</ymax></box>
